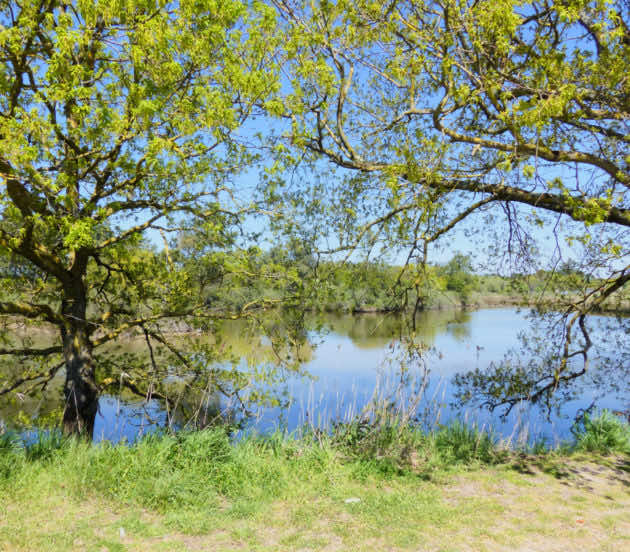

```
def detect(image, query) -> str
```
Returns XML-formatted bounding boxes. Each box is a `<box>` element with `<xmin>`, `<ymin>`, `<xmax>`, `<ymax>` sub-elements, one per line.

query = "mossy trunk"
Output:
<box><xmin>61</xmin><ymin>281</ymin><xmax>98</xmax><ymax>438</ymax></box>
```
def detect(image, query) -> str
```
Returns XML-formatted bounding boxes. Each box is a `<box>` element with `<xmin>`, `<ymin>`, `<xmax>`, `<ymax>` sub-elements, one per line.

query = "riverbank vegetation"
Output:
<box><xmin>176</xmin><ymin>238</ymin><xmax>626</xmax><ymax>314</ymax></box>
<box><xmin>1</xmin><ymin>412</ymin><xmax>629</xmax><ymax>550</ymax></box>
<box><xmin>205</xmin><ymin>249</ymin><xmax>630</xmax><ymax>314</ymax></box>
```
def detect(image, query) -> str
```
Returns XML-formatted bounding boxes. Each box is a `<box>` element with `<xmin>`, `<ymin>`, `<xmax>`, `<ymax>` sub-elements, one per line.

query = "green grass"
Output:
<box><xmin>0</xmin><ymin>413</ymin><xmax>629</xmax><ymax>550</ymax></box>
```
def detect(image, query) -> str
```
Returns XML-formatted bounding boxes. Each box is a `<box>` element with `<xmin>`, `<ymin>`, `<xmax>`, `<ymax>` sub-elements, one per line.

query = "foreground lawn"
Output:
<box><xmin>1</xmin><ymin>421</ymin><xmax>629</xmax><ymax>551</ymax></box>
<box><xmin>1</xmin><ymin>453</ymin><xmax>628</xmax><ymax>551</ymax></box>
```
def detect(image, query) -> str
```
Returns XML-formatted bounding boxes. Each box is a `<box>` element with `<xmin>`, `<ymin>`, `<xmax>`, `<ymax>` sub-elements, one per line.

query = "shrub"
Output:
<box><xmin>433</xmin><ymin>421</ymin><xmax>498</xmax><ymax>464</ymax></box>
<box><xmin>572</xmin><ymin>410</ymin><xmax>630</xmax><ymax>454</ymax></box>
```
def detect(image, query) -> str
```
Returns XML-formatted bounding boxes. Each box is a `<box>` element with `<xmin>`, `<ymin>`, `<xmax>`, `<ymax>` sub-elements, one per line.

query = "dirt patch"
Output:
<box><xmin>440</xmin><ymin>456</ymin><xmax>630</xmax><ymax>552</ymax></box>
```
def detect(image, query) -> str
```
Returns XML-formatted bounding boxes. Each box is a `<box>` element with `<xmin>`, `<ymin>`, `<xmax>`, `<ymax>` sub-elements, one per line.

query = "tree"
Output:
<box><xmin>442</xmin><ymin>253</ymin><xmax>475</xmax><ymax>300</ymax></box>
<box><xmin>269</xmin><ymin>0</ymin><xmax>630</xmax><ymax>412</ymax></box>
<box><xmin>0</xmin><ymin>0</ymin><xmax>282</xmax><ymax>436</ymax></box>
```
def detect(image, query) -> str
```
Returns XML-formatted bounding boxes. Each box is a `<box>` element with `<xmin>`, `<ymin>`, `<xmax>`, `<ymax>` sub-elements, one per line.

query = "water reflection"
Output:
<box><xmin>320</xmin><ymin>310</ymin><xmax>472</xmax><ymax>350</ymax></box>
<box><xmin>1</xmin><ymin>308</ymin><xmax>627</xmax><ymax>444</ymax></box>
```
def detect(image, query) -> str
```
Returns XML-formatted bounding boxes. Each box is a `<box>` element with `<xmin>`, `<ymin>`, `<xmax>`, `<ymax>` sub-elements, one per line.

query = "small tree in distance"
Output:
<box><xmin>443</xmin><ymin>254</ymin><xmax>475</xmax><ymax>302</ymax></box>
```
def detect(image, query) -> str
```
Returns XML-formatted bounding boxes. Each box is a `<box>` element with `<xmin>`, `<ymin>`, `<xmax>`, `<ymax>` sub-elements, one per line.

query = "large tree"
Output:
<box><xmin>270</xmin><ymin>0</ymin><xmax>630</xmax><ymax>413</ymax></box>
<box><xmin>0</xmin><ymin>0</ymin><xmax>284</xmax><ymax>436</ymax></box>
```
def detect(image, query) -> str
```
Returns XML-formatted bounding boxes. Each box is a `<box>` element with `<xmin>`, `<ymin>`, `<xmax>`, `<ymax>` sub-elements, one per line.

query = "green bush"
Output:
<box><xmin>24</xmin><ymin>431</ymin><xmax>67</xmax><ymax>462</ymax></box>
<box><xmin>433</xmin><ymin>421</ymin><xmax>498</xmax><ymax>464</ymax></box>
<box><xmin>572</xmin><ymin>410</ymin><xmax>630</xmax><ymax>454</ymax></box>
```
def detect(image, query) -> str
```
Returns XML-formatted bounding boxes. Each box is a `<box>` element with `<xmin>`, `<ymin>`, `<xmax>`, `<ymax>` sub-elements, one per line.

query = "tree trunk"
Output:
<box><xmin>61</xmin><ymin>281</ymin><xmax>98</xmax><ymax>438</ymax></box>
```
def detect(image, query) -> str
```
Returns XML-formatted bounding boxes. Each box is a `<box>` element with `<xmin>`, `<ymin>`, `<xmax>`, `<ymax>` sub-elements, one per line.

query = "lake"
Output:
<box><xmin>3</xmin><ymin>307</ymin><xmax>629</xmax><ymax>445</ymax></box>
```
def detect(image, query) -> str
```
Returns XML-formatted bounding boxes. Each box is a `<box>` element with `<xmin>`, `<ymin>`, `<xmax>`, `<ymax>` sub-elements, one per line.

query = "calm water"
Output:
<box><xmin>246</xmin><ymin>308</ymin><xmax>629</xmax><ymax>446</ymax></box>
<box><xmin>3</xmin><ymin>308</ymin><xmax>629</xmax><ymax>444</ymax></box>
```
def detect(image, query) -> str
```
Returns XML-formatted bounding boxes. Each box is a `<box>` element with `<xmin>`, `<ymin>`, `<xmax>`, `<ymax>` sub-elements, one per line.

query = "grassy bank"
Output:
<box><xmin>1</xmin><ymin>413</ymin><xmax>629</xmax><ymax>551</ymax></box>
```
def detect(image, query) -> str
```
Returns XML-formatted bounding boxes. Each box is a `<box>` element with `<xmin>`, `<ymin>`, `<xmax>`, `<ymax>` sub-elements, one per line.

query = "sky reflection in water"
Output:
<box><xmin>87</xmin><ymin>308</ymin><xmax>628</xmax><ymax>445</ymax></box>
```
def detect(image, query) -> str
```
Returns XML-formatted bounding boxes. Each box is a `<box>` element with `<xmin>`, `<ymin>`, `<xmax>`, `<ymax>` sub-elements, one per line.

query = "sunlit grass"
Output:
<box><xmin>0</xmin><ymin>412</ymin><xmax>628</xmax><ymax>550</ymax></box>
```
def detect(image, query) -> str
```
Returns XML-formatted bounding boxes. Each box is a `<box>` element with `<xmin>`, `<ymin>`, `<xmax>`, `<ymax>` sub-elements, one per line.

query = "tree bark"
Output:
<box><xmin>61</xmin><ymin>281</ymin><xmax>98</xmax><ymax>438</ymax></box>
